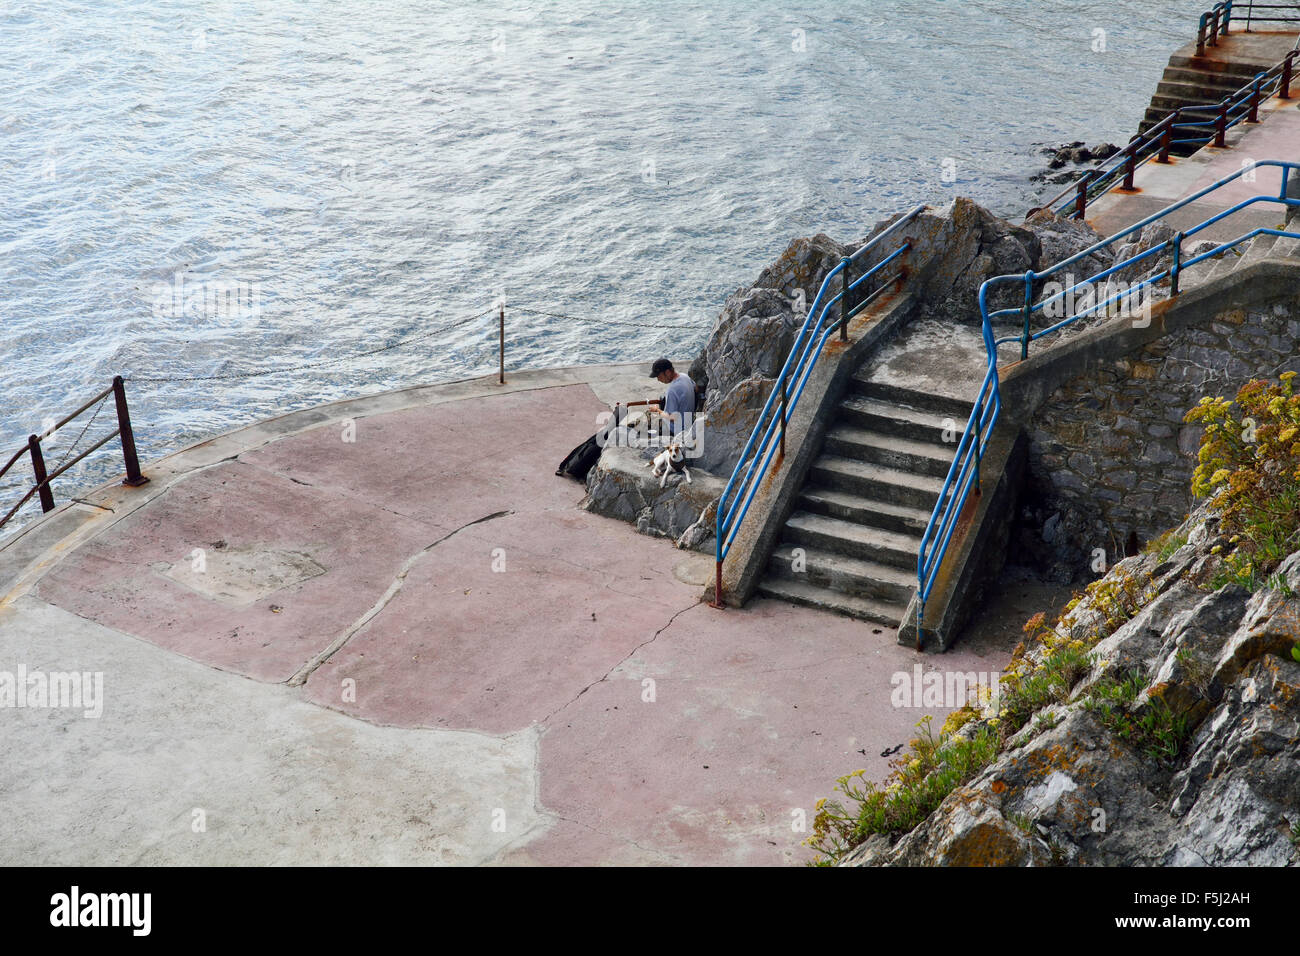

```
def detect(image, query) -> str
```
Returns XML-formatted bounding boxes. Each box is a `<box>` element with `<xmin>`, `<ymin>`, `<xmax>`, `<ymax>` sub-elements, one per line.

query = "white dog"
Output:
<box><xmin>648</xmin><ymin>437</ymin><xmax>692</xmax><ymax>488</ymax></box>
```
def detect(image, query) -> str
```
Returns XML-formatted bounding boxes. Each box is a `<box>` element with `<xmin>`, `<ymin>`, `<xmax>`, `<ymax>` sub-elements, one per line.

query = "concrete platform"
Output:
<box><xmin>1087</xmin><ymin>80</ymin><xmax>1300</xmax><ymax>241</ymax></box>
<box><xmin>0</xmin><ymin>362</ymin><xmax>1023</xmax><ymax>865</ymax></box>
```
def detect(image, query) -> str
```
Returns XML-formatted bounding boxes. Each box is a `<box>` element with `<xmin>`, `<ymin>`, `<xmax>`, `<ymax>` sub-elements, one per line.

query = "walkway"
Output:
<box><xmin>0</xmin><ymin>363</ymin><xmax>1034</xmax><ymax>865</ymax></box>
<box><xmin>1087</xmin><ymin>45</ymin><xmax>1300</xmax><ymax>239</ymax></box>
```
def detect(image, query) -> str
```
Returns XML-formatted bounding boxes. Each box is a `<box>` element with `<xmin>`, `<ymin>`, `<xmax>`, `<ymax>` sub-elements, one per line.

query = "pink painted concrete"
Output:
<box><xmin>238</xmin><ymin>383</ymin><xmax>607</xmax><ymax>528</ymax></box>
<box><xmin>27</xmin><ymin>377</ymin><xmax>1030</xmax><ymax>864</ymax></box>
<box><xmin>302</xmin><ymin>508</ymin><xmax>701</xmax><ymax>734</ymax></box>
<box><xmin>35</xmin><ymin>460</ymin><xmax>438</xmax><ymax>682</ymax></box>
<box><xmin>507</xmin><ymin>597</ymin><xmax>1016</xmax><ymax>866</ymax></box>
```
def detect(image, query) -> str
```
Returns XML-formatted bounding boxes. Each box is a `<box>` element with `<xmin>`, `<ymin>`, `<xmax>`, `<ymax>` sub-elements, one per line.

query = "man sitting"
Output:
<box><xmin>649</xmin><ymin>357</ymin><xmax>696</xmax><ymax>437</ymax></box>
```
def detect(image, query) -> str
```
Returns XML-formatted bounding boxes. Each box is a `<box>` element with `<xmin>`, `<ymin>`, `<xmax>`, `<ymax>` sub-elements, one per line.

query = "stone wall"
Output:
<box><xmin>1020</xmin><ymin>297</ymin><xmax>1300</xmax><ymax>578</ymax></box>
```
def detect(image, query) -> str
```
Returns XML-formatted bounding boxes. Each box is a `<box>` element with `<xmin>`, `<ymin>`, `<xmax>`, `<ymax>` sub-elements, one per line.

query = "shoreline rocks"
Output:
<box><xmin>845</xmin><ymin>498</ymin><xmax>1300</xmax><ymax>867</ymax></box>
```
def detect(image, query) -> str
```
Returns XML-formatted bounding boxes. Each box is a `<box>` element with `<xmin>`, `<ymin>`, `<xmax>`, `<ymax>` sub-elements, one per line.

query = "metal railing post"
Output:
<box><xmin>1020</xmin><ymin>272</ymin><xmax>1034</xmax><ymax>361</ymax></box>
<box><xmin>713</xmin><ymin>559</ymin><xmax>724</xmax><ymax>609</ymax></box>
<box><xmin>1222</xmin><ymin>0</ymin><xmax>1232</xmax><ymax>35</ymax></box>
<box><xmin>1122</xmin><ymin>138</ymin><xmax>1138</xmax><ymax>190</ymax></box>
<box><xmin>1158</xmin><ymin>116</ymin><xmax>1173</xmax><ymax>163</ymax></box>
<box><xmin>1209</xmin><ymin>9</ymin><xmax>1220</xmax><ymax>47</ymax></box>
<box><xmin>1248</xmin><ymin>75</ymin><xmax>1261</xmax><ymax>123</ymax></box>
<box><xmin>1170</xmin><ymin>232</ymin><xmax>1184</xmax><ymax>296</ymax></box>
<box><xmin>1215</xmin><ymin>99</ymin><xmax>1228</xmax><ymax>147</ymax></box>
<box><xmin>1196</xmin><ymin>14</ymin><xmax>1208</xmax><ymax>56</ymax></box>
<box><xmin>839</xmin><ymin>256</ymin><xmax>851</xmax><ymax>341</ymax></box>
<box><xmin>113</xmin><ymin>375</ymin><xmax>149</xmax><ymax>487</ymax></box>
<box><xmin>1283</xmin><ymin>52</ymin><xmax>1295</xmax><ymax>99</ymax></box>
<box><xmin>28</xmin><ymin>435</ymin><xmax>54</xmax><ymax>513</ymax></box>
<box><xmin>1074</xmin><ymin>174</ymin><xmax>1089</xmax><ymax>219</ymax></box>
<box><xmin>778</xmin><ymin>375</ymin><xmax>787</xmax><ymax>460</ymax></box>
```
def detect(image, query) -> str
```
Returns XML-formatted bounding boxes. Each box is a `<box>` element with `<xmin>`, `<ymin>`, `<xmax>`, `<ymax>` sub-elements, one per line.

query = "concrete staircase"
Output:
<box><xmin>1182</xmin><ymin>230</ymin><xmax>1300</xmax><ymax>288</ymax></box>
<box><xmin>1139</xmin><ymin>50</ymin><xmax>1282</xmax><ymax>156</ymax></box>
<box><xmin>756</xmin><ymin>374</ymin><xmax>972</xmax><ymax>627</ymax></box>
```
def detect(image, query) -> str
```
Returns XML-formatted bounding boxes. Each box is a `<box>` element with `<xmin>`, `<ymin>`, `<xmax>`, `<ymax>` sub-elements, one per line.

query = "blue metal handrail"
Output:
<box><xmin>916</xmin><ymin>159</ymin><xmax>1300</xmax><ymax>643</ymax></box>
<box><xmin>712</xmin><ymin>204</ymin><xmax>927</xmax><ymax>604</ymax></box>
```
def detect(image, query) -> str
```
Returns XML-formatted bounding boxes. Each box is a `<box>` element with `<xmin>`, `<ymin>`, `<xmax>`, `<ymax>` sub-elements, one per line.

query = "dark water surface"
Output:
<box><xmin>0</xmin><ymin>0</ymin><xmax>1202</xmax><ymax>535</ymax></box>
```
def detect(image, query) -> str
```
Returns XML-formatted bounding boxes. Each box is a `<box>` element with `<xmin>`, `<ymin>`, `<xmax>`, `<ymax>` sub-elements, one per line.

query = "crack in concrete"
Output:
<box><xmin>538</xmin><ymin>598</ymin><xmax>700</xmax><ymax>724</ymax></box>
<box><xmin>286</xmin><ymin>510</ymin><xmax>514</xmax><ymax>687</ymax></box>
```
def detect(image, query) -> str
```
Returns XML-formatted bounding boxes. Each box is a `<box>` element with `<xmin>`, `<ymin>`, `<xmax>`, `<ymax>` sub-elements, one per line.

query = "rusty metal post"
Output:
<box><xmin>1196</xmin><ymin>17</ymin><xmax>1207</xmax><ymax>57</ymax></box>
<box><xmin>1215</xmin><ymin>99</ymin><xmax>1228</xmax><ymax>147</ymax></box>
<box><xmin>1248</xmin><ymin>77</ymin><xmax>1260</xmax><ymax>123</ymax></box>
<box><xmin>28</xmin><ymin>435</ymin><xmax>54</xmax><ymax>513</ymax></box>
<box><xmin>1073</xmin><ymin>172</ymin><xmax>1090</xmax><ymax>220</ymax></box>
<box><xmin>113</xmin><ymin>375</ymin><xmax>148</xmax><ymax>487</ymax></box>
<box><xmin>838</xmin><ymin>256</ymin><xmax>851</xmax><ymax>341</ymax></box>
<box><xmin>712</xmin><ymin>560</ymin><xmax>724</xmax><ymax>609</ymax></box>
<box><xmin>1209</xmin><ymin>10</ymin><xmax>1220</xmax><ymax>47</ymax></box>
<box><xmin>1283</xmin><ymin>52</ymin><xmax>1295</xmax><ymax>99</ymax></box>
<box><xmin>1158</xmin><ymin>118</ymin><xmax>1173</xmax><ymax>163</ymax></box>
<box><xmin>1122</xmin><ymin>141</ymin><xmax>1137</xmax><ymax>190</ymax></box>
<box><xmin>498</xmin><ymin>304</ymin><xmax>505</xmax><ymax>384</ymax></box>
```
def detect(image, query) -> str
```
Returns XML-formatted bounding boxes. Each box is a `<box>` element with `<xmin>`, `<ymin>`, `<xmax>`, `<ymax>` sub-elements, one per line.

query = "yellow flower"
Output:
<box><xmin>1208</xmin><ymin>468</ymin><xmax>1231</xmax><ymax>486</ymax></box>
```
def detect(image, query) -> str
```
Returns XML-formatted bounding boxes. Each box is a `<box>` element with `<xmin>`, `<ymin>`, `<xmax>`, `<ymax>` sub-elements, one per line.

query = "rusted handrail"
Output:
<box><xmin>0</xmin><ymin>376</ymin><xmax>149</xmax><ymax>532</ymax></box>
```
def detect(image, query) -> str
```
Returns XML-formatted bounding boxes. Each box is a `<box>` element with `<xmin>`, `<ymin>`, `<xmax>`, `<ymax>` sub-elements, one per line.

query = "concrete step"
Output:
<box><xmin>1147</xmin><ymin>94</ymin><xmax>1226</xmax><ymax>117</ymax></box>
<box><xmin>1237</xmin><ymin>233</ymin><xmax>1277</xmax><ymax>270</ymax></box>
<box><xmin>849</xmin><ymin>377</ymin><xmax>975</xmax><ymax>420</ymax></box>
<box><xmin>1177</xmin><ymin>251</ymin><xmax>1226</xmax><ymax>290</ymax></box>
<box><xmin>1168</xmin><ymin>54</ymin><xmax>1275</xmax><ymax>79</ymax></box>
<box><xmin>796</xmin><ymin>486</ymin><xmax>934</xmax><ymax>537</ymax></box>
<box><xmin>808</xmin><ymin>455</ymin><xmax>944</xmax><ymax>510</ymax></box>
<box><xmin>1271</xmin><ymin>234</ymin><xmax>1300</xmax><ymax>259</ymax></box>
<box><xmin>1206</xmin><ymin>246</ymin><xmax>1245</xmax><ymax>282</ymax></box>
<box><xmin>754</xmin><ymin>575</ymin><xmax>907</xmax><ymax>627</ymax></box>
<box><xmin>1155</xmin><ymin>78</ymin><xmax>1248</xmax><ymax>103</ymax></box>
<box><xmin>766</xmin><ymin>543</ymin><xmax>916</xmax><ymax>605</ymax></box>
<box><xmin>822</xmin><ymin>424</ymin><xmax>954</xmax><ymax>479</ymax></box>
<box><xmin>781</xmin><ymin>510</ymin><xmax>920</xmax><ymax>571</ymax></box>
<box><xmin>837</xmin><ymin>394</ymin><xmax>960</xmax><ymax>445</ymax></box>
<box><xmin>1161</xmin><ymin>65</ymin><xmax>1255</xmax><ymax>92</ymax></box>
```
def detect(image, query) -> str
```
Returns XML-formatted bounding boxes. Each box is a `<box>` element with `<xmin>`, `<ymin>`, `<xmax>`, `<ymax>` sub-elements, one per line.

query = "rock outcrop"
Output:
<box><xmin>687</xmin><ymin>234</ymin><xmax>848</xmax><ymax>476</ymax></box>
<box><xmin>581</xmin><ymin>445</ymin><xmax>724</xmax><ymax>551</ymax></box>
<box><xmin>844</xmin><ymin>498</ymin><xmax>1300</xmax><ymax>867</ymax></box>
<box><xmin>584</xmin><ymin>199</ymin><xmax>1123</xmax><ymax>548</ymax></box>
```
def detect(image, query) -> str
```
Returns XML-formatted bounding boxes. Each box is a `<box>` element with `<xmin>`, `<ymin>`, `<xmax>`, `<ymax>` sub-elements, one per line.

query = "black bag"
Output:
<box><xmin>555</xmin><ymin>404</ymin><xmax>626</xmax><ymax>482</ymax></box>
<box><xmin>555</xmin><ymin>434</ymin><xmax>603</xmax><ymax>482</ymax></box>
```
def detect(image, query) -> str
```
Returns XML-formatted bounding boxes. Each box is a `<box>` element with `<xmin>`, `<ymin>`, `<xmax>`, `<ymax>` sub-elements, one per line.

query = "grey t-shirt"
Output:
<box><xmin>662</xmin><ymin>373</ymin><xmax>696</xmax><ymax>434</ymax></box>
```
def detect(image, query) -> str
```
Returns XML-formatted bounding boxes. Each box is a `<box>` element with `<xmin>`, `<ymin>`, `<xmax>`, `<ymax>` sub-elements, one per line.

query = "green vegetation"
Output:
<box><xmin>1144</xmin><ymin>528</ymin><xmax>1189</xmax><ymax>563</ymax></box>
<box><xmin>1081</xmin><ymin>670</ymin><xmax>1191</xmax><ymax>765</ymax></box>
<box><xmin>805</xmin><ymin>716</ymin><xmax>999</xmax><ymax>864</ymax></box>
<box><xmin>1186</xmin><ymin>374</ymin><xmax>1300</xmax><ymax>591</ymax></box>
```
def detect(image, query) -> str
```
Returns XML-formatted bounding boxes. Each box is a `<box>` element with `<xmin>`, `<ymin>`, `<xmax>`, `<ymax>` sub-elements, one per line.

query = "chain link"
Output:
<box><xmin>125</xmin><ymin>303</ymin><xmax>703</xmax><ymax>386</ymax></box>
<box><xmin>48</xmin><ymin>392</ymin><xmax>110</xmax><ymax>475</ymax></box>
